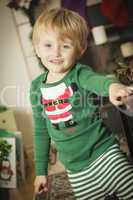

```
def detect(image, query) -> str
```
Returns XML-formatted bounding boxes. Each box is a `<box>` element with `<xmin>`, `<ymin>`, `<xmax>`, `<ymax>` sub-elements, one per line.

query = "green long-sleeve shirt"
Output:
<box><xmin>30</xmin><ymin>63</ymin><xmax>118</xmax><ymax>175</ymax></box>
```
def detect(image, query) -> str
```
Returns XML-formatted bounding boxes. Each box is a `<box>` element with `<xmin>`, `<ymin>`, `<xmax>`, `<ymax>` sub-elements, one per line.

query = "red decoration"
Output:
<box><xmin>101</xmin><ymin>0</ymin><xmax>129</xmax><ymax>27</ymax></box>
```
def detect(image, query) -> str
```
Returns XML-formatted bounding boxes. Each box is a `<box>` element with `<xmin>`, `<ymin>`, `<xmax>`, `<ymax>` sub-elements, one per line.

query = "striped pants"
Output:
<box><xmin>68</xmin><ymin>145</ymin><xmax>133</xmax><ymax>200</ymax></box>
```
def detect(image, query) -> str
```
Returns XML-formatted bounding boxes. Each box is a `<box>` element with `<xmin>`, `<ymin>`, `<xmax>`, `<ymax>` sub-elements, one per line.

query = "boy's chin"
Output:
<box><xmin>51</xmin><ymin>70</ymin><xmax>68</xmax><ymax>74</ymax></box>
<box><xmin>49</xmin><ymin>66</ymin><xmax>70</xmax><ymax>73</ymax></box>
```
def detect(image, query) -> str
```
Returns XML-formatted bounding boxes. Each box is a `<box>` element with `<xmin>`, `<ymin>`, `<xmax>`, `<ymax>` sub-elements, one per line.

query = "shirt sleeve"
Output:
<box><xmin>30</xmin><ymin>79</ymin><xmax>51</xmax><ymax>176</ymax></box>
<box><xmin>76</xmin><ymin>64</ymin><xmax>119</xmax><ymax>96</ymax></box>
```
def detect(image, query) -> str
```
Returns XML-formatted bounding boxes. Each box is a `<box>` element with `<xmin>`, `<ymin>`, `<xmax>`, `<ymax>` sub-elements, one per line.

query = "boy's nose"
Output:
<box><xmin>54</xmin><ymin>46</ymin><xmax>61</xmax><ymax>57</ymax></box>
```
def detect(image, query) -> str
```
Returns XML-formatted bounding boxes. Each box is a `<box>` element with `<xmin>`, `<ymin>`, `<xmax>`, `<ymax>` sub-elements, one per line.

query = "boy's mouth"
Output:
<box><xmin>50</xmin><ymin>59</ymin><xmax>63</xmax><ymax>64</ymax></box>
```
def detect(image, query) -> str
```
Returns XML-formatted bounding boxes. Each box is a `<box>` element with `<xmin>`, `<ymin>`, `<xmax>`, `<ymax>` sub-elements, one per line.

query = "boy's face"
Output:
<box><xmin>36</xmin><ymin>29</ymin><xmax>79</xmax><ymax>74</ymax></box>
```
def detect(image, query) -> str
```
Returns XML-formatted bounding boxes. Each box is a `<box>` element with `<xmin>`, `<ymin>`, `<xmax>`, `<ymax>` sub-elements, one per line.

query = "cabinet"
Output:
<box><xmin>101</xmin><ymin>103</ymin><xmax>133</xmax><ymax>159</ymax></box>
<box><xmin>121</xmin><ymin>114</ymin><xmax>133</xmax><ymax>159</ymax></box>
<box><xmin>0</xmin><ymin>188</ymin><xmax>10</xmax><ymax>200</ymax></box>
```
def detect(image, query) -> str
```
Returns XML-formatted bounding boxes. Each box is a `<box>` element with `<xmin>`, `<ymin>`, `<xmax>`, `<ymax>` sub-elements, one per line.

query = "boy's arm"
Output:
<box><xmin>30</xmin><ymin>81</ymin><xmax>51</xmax><ymax>176</ymax></box>
<box><xmin>77</xmin><ymin>65</ymin><xmax>119</xmax><ymax>96</ymax></box>
<box><xmin>76</xmin><ymin>64</ymin><xmax>133</xmax><ymax>108</ymax></box>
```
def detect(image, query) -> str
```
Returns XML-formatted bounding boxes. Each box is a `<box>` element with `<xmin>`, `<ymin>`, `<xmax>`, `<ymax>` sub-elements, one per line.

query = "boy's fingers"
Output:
<box><xmin>127</xmin><ymin>86</ymin><xmax>133</xmax><ymax>93</ymax></box>
<box><xmin>114</xmin><ymin>89</ymin><xmax>133</xmax><ymax>106</ymax></box>
<box><xmin>112</xmin><ymin>100</ymin><xmax>124</xmax><ymax>106</ymax></box>
<box><xmin>34</xmin><ymin>184</ymin><xmax>48</xmax><ymax>195</ymax></box>
<box><xmin>127</xmin><ymin>86</ymin><xmax>133</xmax><ymax>90</ymax></box>
<box><xmin>44</xmin><ymin>187</ymin><xmax>48</xmax><ymax>192</ymax></box>
<box><xmin>34</xmin><ymin>184</ymin><xmax>42</xmax><ymax>194</ymax></box>
<box><xmin>111</xmin><ymin>95</ymin><xmax>126</xmax><ymax>106</ymax></box>
<box><xmin>34</xmin><ymin>185</ymin><xmax>40</xmax><ymax>194</ymax></box>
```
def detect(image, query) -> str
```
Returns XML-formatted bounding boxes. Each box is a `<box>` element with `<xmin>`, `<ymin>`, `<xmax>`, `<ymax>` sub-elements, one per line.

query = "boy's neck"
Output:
<box><xmin>46</xmin><ymin>70</ymin><xmax>69</xmax><ymax>83</ymax></box>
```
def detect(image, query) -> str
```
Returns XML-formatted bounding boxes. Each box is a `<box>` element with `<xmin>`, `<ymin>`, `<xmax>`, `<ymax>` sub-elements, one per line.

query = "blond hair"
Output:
<box><xmin>32</xmin><ymin>8</ymin><xmax>89</xmax><ymax>55</ymax></box>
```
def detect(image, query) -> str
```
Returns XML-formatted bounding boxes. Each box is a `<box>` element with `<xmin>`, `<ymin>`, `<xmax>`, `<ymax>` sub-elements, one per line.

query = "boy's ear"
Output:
<box><xmin>78</xmin><ymin>47</ymin><xmax>87</xmax><ymax>58</ymax></box>
<box><xmin>81</xmin><ymin>48</ymin><xmax>86</xmax><ymax>56</ymax></box>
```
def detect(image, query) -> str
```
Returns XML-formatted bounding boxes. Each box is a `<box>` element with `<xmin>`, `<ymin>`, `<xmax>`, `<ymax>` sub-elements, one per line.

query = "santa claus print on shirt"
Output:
<box><xmin>40</xmin><ymin>82</ymin><xmax>77</xmax><ymax>129</ymax></box>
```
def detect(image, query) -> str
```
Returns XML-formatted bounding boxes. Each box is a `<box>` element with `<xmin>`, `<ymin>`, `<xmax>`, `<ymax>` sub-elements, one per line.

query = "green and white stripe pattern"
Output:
<box><xmin>68</xmin><ymin>144</ymin><xmax>133</xmax><ymax>200</ymax></box>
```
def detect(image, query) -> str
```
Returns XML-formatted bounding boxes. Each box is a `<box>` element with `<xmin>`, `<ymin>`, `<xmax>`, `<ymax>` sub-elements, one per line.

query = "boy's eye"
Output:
<box><xmin>63</xmin><ymin>44</ymin><xmax>71</xmax><ymax>49</ymax></box>
<box><xmin>44</xmin><ymin>44</ymin><xmax>52</xmax><ymax>48</ymax></box>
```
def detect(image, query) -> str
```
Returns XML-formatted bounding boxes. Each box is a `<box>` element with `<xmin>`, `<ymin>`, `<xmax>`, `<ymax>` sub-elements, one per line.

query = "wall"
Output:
<box><xmin>0</xmin><ymin>0</ymin><xmax>33</xmax><ymax>154</ymax></box>
<box><xmin>0</xmin><ymin>0</ymin><xmax>30</xmax><ymax>106</ymax></box>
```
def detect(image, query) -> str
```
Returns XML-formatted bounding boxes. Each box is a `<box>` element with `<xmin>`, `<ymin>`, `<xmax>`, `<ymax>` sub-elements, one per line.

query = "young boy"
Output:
<box><xmin>30</xmin><ymin>8</ymin><xmax>133</xmax><ymax>199</ymax></box>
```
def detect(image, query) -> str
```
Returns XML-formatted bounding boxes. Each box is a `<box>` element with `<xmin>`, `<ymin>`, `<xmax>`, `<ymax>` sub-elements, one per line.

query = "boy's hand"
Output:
<box><xmin>109</xmin><ymin>83</ymin><xmax>133</xmax><ymax>106</ymax></box>
<box><xmin>34</xmin><ymin>175</ymin><xmax>48</xmax><ymax>194</ymax></box>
